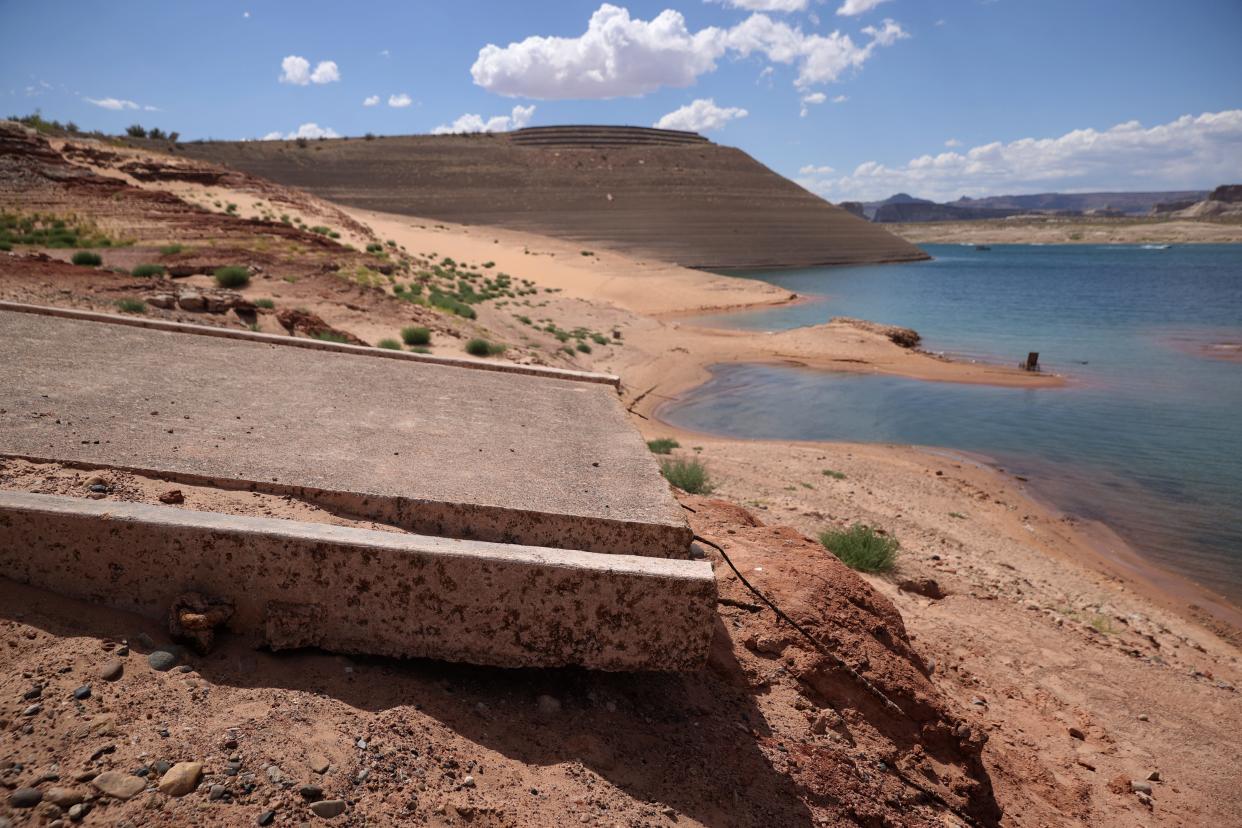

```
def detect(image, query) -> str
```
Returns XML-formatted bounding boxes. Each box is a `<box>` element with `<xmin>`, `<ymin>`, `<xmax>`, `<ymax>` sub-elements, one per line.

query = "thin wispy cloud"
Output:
<box><xmin>707</xmin><ymin>0</ymin><xmax>808</xmax><ymax>12</ymax></box>
<box><xmin>86</xmin><ymin>97</ymin><xmax>139</xmax><ymax>111</ymax></box>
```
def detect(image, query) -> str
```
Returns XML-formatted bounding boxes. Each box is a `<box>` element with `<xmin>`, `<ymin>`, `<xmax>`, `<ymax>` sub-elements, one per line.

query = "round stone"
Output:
<box><xmin>9</xmin><ymin>788</ymin><xmax>43</xmax><ymax>808</ymax></box>
<box><xmin>148</xmin><ymin>649</ymin><xmax>180</xmax><ymax>672</ymax></box>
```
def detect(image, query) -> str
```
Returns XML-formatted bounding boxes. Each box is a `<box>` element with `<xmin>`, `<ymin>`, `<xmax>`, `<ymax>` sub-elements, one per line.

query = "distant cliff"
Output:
<box><xmin>178</xmin><ymin>126</ymin><xmax>927</xmax><ymax>270</ymax></box>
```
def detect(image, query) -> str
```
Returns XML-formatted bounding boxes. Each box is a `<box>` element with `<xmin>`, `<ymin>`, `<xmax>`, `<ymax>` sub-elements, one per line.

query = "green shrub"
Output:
<box><xmin>159</xmin><ymin>243</ymin><xmax>183</xmax><ymax>255</ymax></box>
<box><xmin>131</xmin><ymin>263</ymin><xmax>165</xmax><ymax>277</ymax></box>
<box><xmin>71</xmin><ymin>251</ymin><xmax>102</xmax><ymax>266</ymax></box>
<box><xmin>214</xmin><ymin>266</ymin><xmax>250</xmax><ymax>288</ymax></box>
<box><xmin>409</xmin><ymin>346</ymin><xmax>430</xmax><ymax>354</ymax></box>
<box><xmin>0</xmin><ymin>241</ymin><xmax>10</xmax><ymax>252</ymax></box>
<box><xmin>818</xmin><ymin>524</ymin><xmax>899</xmax><ymax>573</ymax></box>
<box><xmin>575</xmin><ymin>342</ymin><xmax>591</xmax><ymax>354</ymax></box>
<box><xmin>401</xmin><ymin>326</ymin><xmax>431</xmax><ymax>346</ymax></box>
<box><xmin>821</xmin><ymin>469</ymin><xmax>847</xmax><ymax>480</ymax></box>
<box><xmin>253</xmin><ymin>297</ymin><xmax>275</xmax><ymax>309</ymax></box>
<box><xmin>660</xmin><ymin>458</ymin><xmax>713</xmax><ymax>494</ymax></box>
<box><xmin>311</xmin><ymin>331</ymin><xmax>350</xmax><ymax>344</ymax></box>
<box><xmin>115</xmin><ymin>298</ymin><xmax>146</xmax><ymax>314</ymax></box>
<box><xmin>465</xmin><ymin>338</ymin><xmax>504</xmax><ymax>357</ymax></box>
<box><xmin>378</xmin><ymin>338</ymin><xmax>402</xmax><ymax>350</ymax></box>
<box><xmin>647</xmin><ymin>438</ymin><xmax>680</xmax><ymax>455</ymax></box>
<box><xmin>366</xmin><ymin>242</ymin><xmax>384</xmax><ymax>254</ymax></box>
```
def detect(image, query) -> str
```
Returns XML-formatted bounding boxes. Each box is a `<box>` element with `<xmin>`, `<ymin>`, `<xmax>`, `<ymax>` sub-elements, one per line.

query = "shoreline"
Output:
<box><xmin>648</xmin><ymin>372</ymin><xmax>1242</xmax><ymax>643</ymax></box>
<box><xmin>645</xmin><ymin>402</ymin><xmax>1242</xmax><ymax>640</ymax></box>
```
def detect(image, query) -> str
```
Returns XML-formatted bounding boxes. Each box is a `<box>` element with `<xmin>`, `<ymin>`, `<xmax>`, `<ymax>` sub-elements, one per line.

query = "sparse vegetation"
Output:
<box><xmin>575</xmin><ymin>342</ymin><xmax>592</xmax><ymax>354</ymax></box>
<box><xmin>818</xmin><ymin>524</ymin><xmax>899</xmax><ymax>573</ymax></box>
<box><xmin>131</xmin><ymin>263</ymin><xmax>165</xmax><ymax>278</ymax></box>
<box><xmin>660</xmin><ymin>458</ymin><xmax>714</xmax><ymax>494</ymax></box>
<box><xmin>378</xmin><ymin>338</ymin><xmax>402</xmax><ymax>350</ymax></box>
<box><xmin>159</xmin><ymin>243</ymin><xmax>183</xmax><ymax>255</ymax></box>
<box><xmin>254</xmin><ymin>298</ymin><xmax>275</xmax><ymax>309</ymax></box>
<box><xmin>71</xmin><ymin>251</ymin><xmax>102</xmax><ymax>266</ymax></box>
<box><xmin>213</xmin><ymin>266</ymin><xmax>250</xmax><ymax>288</ymax></box>
<box><xmin>1</xmin><ymin>212</ymin><xmax>117</xmax><ymax>249</ymax></box>
<box><xmin>821</xmin><ymin>469</ymin><xmax>847</xmax><ymax>480</ymax></box>
<box><xmin>1088</xmin><ymin>614</ymin><xmax>1118</xmax><ymax>635</ymax></box>
<box><xmin>115</xmin><ymin>298</ymin><xmax>147</xmax><ymax>314</ymax></box>
<box><xmin>311</xmin><ymin>331</ymin><xmax>351</xmax><ymax>344</ymax></box>
<box><xmin>949</xmin><ymin>511</ymin><xmax>967</xmax><ymax>519</ymax></box>
<box><xmin>401</xmin><ymin>326</ymin><xmax>431</xmax><ymax>346</ymax></box>
<box><xmin>647</xmin><ymin>438</ymin><xmax>680</xmax><ymax>455</ymax></box>
<box><xmin>125</xmin><ymin>124</ymin><xmax>147</xmax><ymax>138</ymax></box>
<box><xmin>465</xmin><ymin>338</ymin><xmax>505</xmax><ymax>357</ymax></box>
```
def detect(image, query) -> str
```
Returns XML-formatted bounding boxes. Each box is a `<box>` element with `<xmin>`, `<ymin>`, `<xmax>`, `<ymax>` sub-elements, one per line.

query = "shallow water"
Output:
<box><xmin>663</xmin><ymin>244</ymin><xmax>1242</xmax><ymax>601</ymax></box>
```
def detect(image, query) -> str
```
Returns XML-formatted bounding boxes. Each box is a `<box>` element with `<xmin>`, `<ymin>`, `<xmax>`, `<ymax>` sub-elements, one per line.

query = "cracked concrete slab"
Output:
<box><xmin>0</xmin><ymin>306</ymin><xmax>690</xmax><ymax>557</ymax></box>
<box><xmin>0</xmin><ymin>492</ymin><xmax>716</xmax><ymax>670</ymax></box>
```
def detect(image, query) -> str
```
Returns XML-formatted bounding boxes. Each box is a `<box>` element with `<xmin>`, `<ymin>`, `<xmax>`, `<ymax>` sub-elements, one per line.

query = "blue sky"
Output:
<box><xmin>4</xmin><ymin>0</ymin><xmax>1241</xmax><ymax>201</ymax></box>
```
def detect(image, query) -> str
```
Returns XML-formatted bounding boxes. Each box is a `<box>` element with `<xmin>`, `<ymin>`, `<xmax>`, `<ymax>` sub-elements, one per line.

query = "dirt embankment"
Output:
<box><xmin>175</xmin><ymin>127</ymin><xmax>928</xmax><ymax>270</ymax></box>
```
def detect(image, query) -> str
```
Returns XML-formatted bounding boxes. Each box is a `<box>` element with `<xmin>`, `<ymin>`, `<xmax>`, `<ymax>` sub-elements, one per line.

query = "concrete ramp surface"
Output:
<box><xmin>0</xmin><ymin>305</ymin><xmax>712</xmax><ymax>670</ymax></box>
<box><xmin>0</xmin><ymin>305</ymin><xmax>690</xmax><ymax>557</ymax></box>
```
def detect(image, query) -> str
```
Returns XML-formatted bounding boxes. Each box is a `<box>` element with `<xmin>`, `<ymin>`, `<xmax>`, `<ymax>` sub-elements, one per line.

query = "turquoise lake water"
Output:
<box><xmin>660</xmin><ymin>244</ymin><xmax>1242</xmax><ymax>602</ymax></box>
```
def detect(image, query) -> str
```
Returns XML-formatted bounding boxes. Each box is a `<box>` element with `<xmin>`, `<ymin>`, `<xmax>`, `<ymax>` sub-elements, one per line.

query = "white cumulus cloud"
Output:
<box><xmin>837</xmin><ymin>0</ymin><xmax>892</xmax><ymax>16</ymax></box>
<box><xmin>797</xmin><ymin>110</ymin><xmax>1242</xmax><ymax>202</ymax></box>
<box><xmin>799</xmin><ymin>164</ymin><xmax>834</xmax><ymax>174</ymax></box>
<box><xmin>280</xmin><ymin>56</ymin><xmax>340</xmax><ymax>85</ymax></box>
<box><xmin>470</xmin><ymin>4</ymin><xmax>906</xmax><ymax>100</ymax></box>
<box><xmin>655</xmin><ymin>98</ymin><xmax>748</xmax><ymax>131</ymax></box>
<box><xmin>363</xmin><ymin>95</ymin><xmax>380</xmax><ymax>107</ymax></box>
<box><xmin>707</xmin><ymin>0</ymin><xmax>808</xmax><ymax>11</ymax></box>
<box><xmin>388</xmin><ymin>93</ymin><xmax>412</xmax><ymax>108</ymax></box>
<box><xmin>432</xmin><ymin>104</ymin><xmax>536</xmax><ymax>135</ymax></box>
<box><xmin>86</xmin><ymin>97</ymin><xmax>139</xmax><ymax>110</ymax></box>
<box><xmin>261</xmin><ymin>122</ymin><xmax>341</xmax><ymax>141</ymax></box>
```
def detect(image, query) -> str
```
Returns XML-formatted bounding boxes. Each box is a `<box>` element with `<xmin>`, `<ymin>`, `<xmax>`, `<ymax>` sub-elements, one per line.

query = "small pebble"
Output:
<box><xmin>309</xmin><ymin>799</ymin><xmax>347</xmax><ymax>818</ymax></box>
<box><xmin>73</xmin><ymin>685</ymin><xmax>92</xmax><ymax>700</ymax></box>
<box><xmin>299</xmin><ymin>785</ymin><xmax>323</xmax><ymax>801</ymax></box>
<box><xmin>1068</xmin><ymin>726</ymin><xmax>1085</xmax><ymax>740</ymax></box>
<box><xmin>209</xmin><ymin>784</ymin><xmax>226</xmax><ymax>801</ymax></box>
<box><xmin>100</xmin><ymin>660</ymin><xmax>124</xmax><ymax>681</ymax></box>
<box><xmin>22</xmin><ymin>703</ymin><xmax>42</xmax><ymax>717</ymax></box>
<box><xmin>258</xmin><ymin>810</ymin><xmax>276</xmax><ymax>826</ymax></box>
<box><xmin>23</xmin><ymin>684</ymin><xmax>43</xmax><ymax>700</ymax></box>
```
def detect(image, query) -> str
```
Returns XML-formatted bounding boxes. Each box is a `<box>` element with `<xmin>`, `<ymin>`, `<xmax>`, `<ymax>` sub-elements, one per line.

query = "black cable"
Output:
<box><xmin>693</xmin><ymin>533</ymin><xmax>908</xmax><ymax>719</ymax></box>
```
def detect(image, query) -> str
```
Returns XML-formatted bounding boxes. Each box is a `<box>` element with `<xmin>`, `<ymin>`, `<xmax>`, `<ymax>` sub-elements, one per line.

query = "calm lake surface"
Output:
<box><xmin>661</xmin><ymin>244</ymin><xmax>1242</xmax><ymax>602</ymax></box>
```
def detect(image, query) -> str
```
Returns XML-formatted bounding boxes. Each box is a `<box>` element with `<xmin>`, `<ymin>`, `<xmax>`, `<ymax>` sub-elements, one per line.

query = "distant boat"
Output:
<box><xmin>1141</xmin><ymin>244</ymin><xmax>1172</xmax><ymax>250</ymax></box>
<box><xmin>975</xmin><ymin>244</ymin><xmax>992</xmax><ymax>251</ymax></box>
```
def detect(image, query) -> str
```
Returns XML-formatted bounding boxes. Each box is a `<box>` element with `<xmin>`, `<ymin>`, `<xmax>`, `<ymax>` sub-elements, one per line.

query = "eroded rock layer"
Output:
<box><xmin>178</xmin><ymin>126</ymin><xmax>928</xmax><ymax>270</ymax></box>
